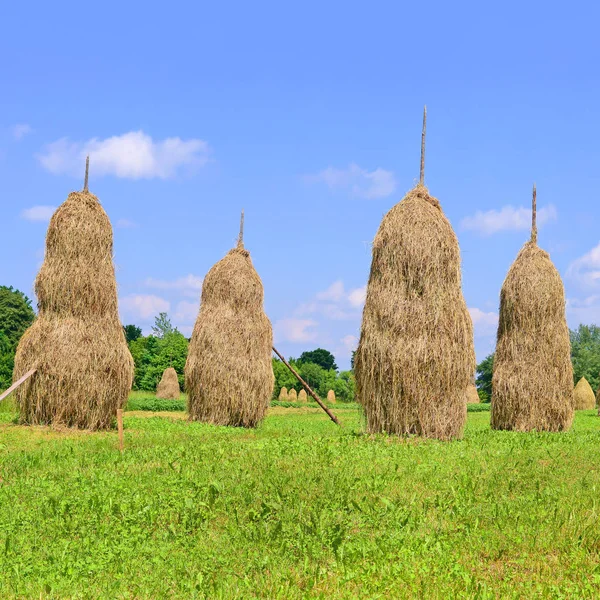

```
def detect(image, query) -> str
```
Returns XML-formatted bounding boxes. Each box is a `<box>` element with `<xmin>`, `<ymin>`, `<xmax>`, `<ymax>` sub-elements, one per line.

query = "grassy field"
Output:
<box><xmin>1</xmin><ymin>401</ymin><xmax>600</xmax><ymax>599</ymax></box>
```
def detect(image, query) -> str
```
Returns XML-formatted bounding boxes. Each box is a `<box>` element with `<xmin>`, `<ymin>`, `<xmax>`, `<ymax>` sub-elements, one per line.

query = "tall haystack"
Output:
<box><xmin>491</xmin><ymin>186</ymin><xmax>573</xmax><ymax>431</ymax></box>
<box><xmin>185</xmin><ymin>212</ymin><xmax>274</xmax><ymax>427</ymax></box>
<box><xmin>574</xmin><ymin>377</ymin><xmax>595</xmax><ymax>410</ymax></box>
<box><xmin>327</xmin><ymin>389</ymin><xmax>336</xmax><ymax>403</ymax></box>
<box><xmin>288</xmin><ymin>388</ymin><xmax>298</xmax><ymax>401</ymax></box>
<box><xmin>466</xmin><ymin>383</ymin><xmax>480</xmax><ymax>404</ymax></box>
<box><xmin>354</xmin><ymin>108</ymin><xmax>475</xmax><ymax>440</ymax></box>
<box><xmin>13</xmin><ymin>159</ymin><xmax>134</xmax><ymax>429</ymax></box>
<box><xmin>298</xmin><ymin>389</ymin><xmax>307</xmax><ymax>402</ymax></box>
<box><xmin>156</xmin><ymin>367</ymin><xmax>181</xmax><ymax>400</ymax></box>
<box><xmin>279</xmin><ymin>387</ymin><xmax>289</xmax><ymax>401</ymax></box>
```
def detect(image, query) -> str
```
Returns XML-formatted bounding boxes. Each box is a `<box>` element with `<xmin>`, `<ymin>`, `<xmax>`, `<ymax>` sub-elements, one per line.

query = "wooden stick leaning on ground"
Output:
<box><xmin>0</xmin><ymin>369</ymin><xmax>36</xmax><ymax>403</ymax></box>
<box><xmin>272</xmin><ymin>346</ymin><xmax>341</xmax><ymax>426</ymax></box>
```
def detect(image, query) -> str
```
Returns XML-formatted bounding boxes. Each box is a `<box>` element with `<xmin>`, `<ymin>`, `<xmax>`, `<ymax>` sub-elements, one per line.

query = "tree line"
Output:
<box><xmin>3</xmin><ymin>286</ymin><xmax>598</xmax><ymax>402</ymax></box>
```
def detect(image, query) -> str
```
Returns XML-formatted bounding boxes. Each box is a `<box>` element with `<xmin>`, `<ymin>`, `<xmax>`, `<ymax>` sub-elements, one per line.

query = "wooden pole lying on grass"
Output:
<box><xmin>116</xmin><ymin>409</ymin><xmax>124</xmax><ymax>452</ymax></box>
<box><xmin>0</xmin><ymin>369</ymin><xmax>36</xmax><ymax>403</ymax></box>
<box><xmin>272</xmin><ymin>346</ymin><xmax>341</xmax><ymax>426</ymax></box>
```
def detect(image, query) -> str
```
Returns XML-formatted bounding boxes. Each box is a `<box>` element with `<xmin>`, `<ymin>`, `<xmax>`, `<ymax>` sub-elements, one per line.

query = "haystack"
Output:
<box><xmin>185</xmin><ymin>212</ymin><xmax>274</xmax><ymax>427</ymax></box>
<box><xmin>491</xmin><ymin>186</ymin><xmax>573</xmax><ymax>431</ymax></box>
<box><xmin>13</xmin><ymin>159</ymin><xmax>134</xmax><ymax>429</ymax></box>
<box><xmin>156</xmin><ymin>367</ymin><xmax>181</xmax><ymax>400</ymax></box>
<box><xmin>288</xmin><ymin>388</ymin><xmax>297</xmax><ymax>401</ymax></box>
<box><xmin>327</xmin><ymin>389</ymin><xmax>336</xmax><ymax>403</ymax></box>
<box><xmin>298</xmin><ymin>389</ymin><xmax>307</xmax><ymax>402</ymax></box>
<box><xmin>354</xmin><ymin>108</ymin><xmax>475</xmax><ymax>440</ymax></box>
<box><xmin>573</xmin><ymin>377</ymin><xmax>595</xmax><ymax>410</ymax></box>
<box><xmin>279</xmin><ymin>387</ymin><xmax>289</xmax><ymax>401</ymax></box>
<box><xmin>466</xmin><ymin>384</ymin><xmax>480</xmax><ymax>404</ymax></box>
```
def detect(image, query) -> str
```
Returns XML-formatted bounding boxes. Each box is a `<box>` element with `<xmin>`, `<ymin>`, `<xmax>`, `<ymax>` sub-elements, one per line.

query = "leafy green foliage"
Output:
<box><xmin>272</xmin><ymin>358</ymin><xmax>355</xmax><ymax>402</ymax></box>
<box><xmin>123</xmin><ymin>324</ymin><xmax>142</xmax><ymax>343</ymax></box>
<box><xmin>125</xmin><ymin>394</ymin><xmax>185</xmax><ymax>412</ymax></box>
<box><xmin>571</xmin><ymin>324</ymin><xmax>600</xmax><ymax>391</ymax></box>
<box><xmin>299</xmin><ymin>348</ymin><xmax>338</xmax><ymax>371</ymax></box>
<box><xmin>128</xmin><ymin>314</ymin><xmax>188</xmax><ymax>391</ymax></box>
<box><xmin>1</xmin><ymin>407</ymin><xmax>600</xmax><ymax>597</ymax></box>
<box><xmin>0</xmin><ymin>286</ymin><xmax>35</xmax><ymax>390</ymax></box>
<box><xmin>476</xmin><ymin>354</ymin><xmax>494</xmax><ymax>402</ymax></box>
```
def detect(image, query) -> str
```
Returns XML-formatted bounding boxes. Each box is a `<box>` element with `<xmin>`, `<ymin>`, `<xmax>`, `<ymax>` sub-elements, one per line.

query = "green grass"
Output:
<box><xmin>1</xmin><ymin>406</ymin><xmax>600</xmax><ymax>598</ymax></box>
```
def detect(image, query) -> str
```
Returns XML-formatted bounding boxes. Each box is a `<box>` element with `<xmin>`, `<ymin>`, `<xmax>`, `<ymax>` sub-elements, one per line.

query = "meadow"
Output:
<box><xmin>1</xmin><ymin>398</ymin><xmax>600</xmax><ymax>599</ymax></box>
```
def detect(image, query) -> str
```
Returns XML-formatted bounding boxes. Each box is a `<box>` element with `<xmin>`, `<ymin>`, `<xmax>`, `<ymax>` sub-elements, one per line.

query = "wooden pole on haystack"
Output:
<box><xmin>272</xmin><ymin>346</ymin><xmax>341</xmax><ymax>426</ymax></box>
<box><xmin>238</xmin><ymin>209</ymin><xmax>245</xmax><ymax>249</ymax></box>
<box><xmin>83</xmin><ymin>155</ymin><xmax>89</xmax><ymax>192</ymax></box>
<box><xmin>420</xmin><ymin>105</ymin><xmax>427</xmax><ymax>185</ymax></box>
<box><xmin>531</xmin><ymin>184</ymin><xmax>537</xmax><ymax>244</ymax></box>
<box><xmin>0</xmin><ymin>369</ymin><xmax>36</xmax><ymax>403</ymax></box>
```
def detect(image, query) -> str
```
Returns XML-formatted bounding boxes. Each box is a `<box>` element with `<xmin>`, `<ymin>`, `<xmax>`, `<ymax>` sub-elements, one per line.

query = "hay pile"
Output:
<box><xmin>156</xmin><ymin>367</ymin><xmax>181</xmax><ymax>400</ymax></box>
<box><xmin>13</xmin><ymin>159</ymin><xmax>134</xmax><ymax>429</ymax></box>
<box><xmin>466</xmin><ymin>384</ymin><xmax>480</xmax><ymax>404</ymax></box>
<box><xmin>288</xmin><ymin>388</ymin><xmax>297</xmax><ymax>401</ymax></box>
<box><xmin>574</xmin><ymin>377</ymin><xmax>595</xmax><ymax>410</ymax></box>
<box><xmin>298</xmin><ymin>389</ymin><xmax>307</xmax><ymax>402</ymax></box>
<box><xmin>278</xmin><ymin>387</ymin><xmax>288</xmax><ymax>401</ymax></box>
<box><xmin>354</xmin><ymin>108</ymin><xmax>475</xmax><ymax>440</ymax></box>
<box><xmin>491</xmin><ymin>186</ymin><xmax>573</xmax><ymax>431</ymax></box>
<box><xmin>327</xmin><ymin>389</ymin><xmax>336</xmax><ymax>403</ymax></box>
<box><xmin>185</xmin><ymin>212</ymin><xmax>274</xmax><ymax>427</ymax></box>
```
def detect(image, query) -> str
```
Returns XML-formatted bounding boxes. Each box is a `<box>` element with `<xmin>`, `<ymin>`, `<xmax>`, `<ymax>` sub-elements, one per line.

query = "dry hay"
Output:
<box><xmin>466</xmin><ymin>383</ymin><xmax>480</xmax><ymax>404</ymax></box>
<box><xmin>13</xmin><ymin>162</ymin><xmax>134</xmax><ymax>430</ymax></box>
<box><xmin>327</xmin><ymin>389</ymin><xmax>336</xmax><ymax>403</ymax></box>
<box><xmin>288</xmin><ymin>388</ymin><xmax>298</xmax><ymax>401</ymax></box>
<box><xmin>156</xmin><ymin>367</ymin><xmax>181</xmax><ymax>400</ymax></box>
<box><xmin>278</xmin><ymin>387</ymin><xmax>289</xmax><ymax>401</ymax></box>
<box><xmin>185</xmin><ymin>213</ymin><xmax>274</xmax><ymax>428</ymax></box>
<box><xmin>354</xmin><ymin>109</ymin><xmax>475</xmax><ymax>440</ymax></box>
<box><xmin>491</xmin><ymin>186</ymin><xmax>573</xmax><ymax>431</ymax></box>
<box><xmin>573</xmin><ymin>377</ymin><xmax>595</xmax><ymax>410</ymax></box>
<box><xmin>298</xmin><ymin>389</ymin><xmax>307</xmax><ymax>402</ymax></box>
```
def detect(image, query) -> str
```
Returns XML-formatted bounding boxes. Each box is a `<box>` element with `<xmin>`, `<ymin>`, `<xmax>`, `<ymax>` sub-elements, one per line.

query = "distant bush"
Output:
<box><xmin>125</xmin><ymin>396</ymin><xmax>186</xmax><ymax>412</ymax></box>
<box><xmin>467</xmin><ymin>403</ymin><xmax>490</xmax><ymax>413</ymax></box>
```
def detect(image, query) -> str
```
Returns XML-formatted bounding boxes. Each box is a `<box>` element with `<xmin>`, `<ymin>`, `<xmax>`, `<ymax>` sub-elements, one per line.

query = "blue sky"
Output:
<box><xmin>2</xmin><ymin>1</ymin><xmax>600</xmax><ymax>370</ymax></box>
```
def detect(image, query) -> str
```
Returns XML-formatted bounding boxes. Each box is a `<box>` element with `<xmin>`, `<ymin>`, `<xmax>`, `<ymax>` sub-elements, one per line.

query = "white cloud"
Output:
<box><xmin>340</xmin><ymin>334</ymin><xmax>358</xmax><ymax>354</ymax></box>
<box><xmin>274</xmin><ymin>318</ymin><xmax>318</xmax><ymax>343</ymax></box>
<box><xmin>20</xmin><ymin>205</ymin><xmax>56</xmax><ymax>221</ymax></box>
<box><xmin>468</xmin><ymin>307</ymin><xmax>498</xmax><ymax>337</ymax></box>
<box><xmin>12</xmin><ymin>124</ymin><xmax>33</xmax><ymax>141</ymax></box>
<box><xmin>37</xmin><ymin>131</ymin><xmax>210</xmax><ymax>180</ymax></box>
<box><xmin>115</xmin><ymin>218</ymin><xmax>138</xmax><ymax>229</ymax></box>
<box><xmin>144</xmin><ymin>274</ymin><xmax>203</xmax><ymax>297</ymax></box>
<box><xmin>306</xmin><ymin>163</ymin><xmax>396</xmax><ymax>199</ymax></box>
<box><xmin>348</xmin><ymin>286</ymin><xmax>367</xmax><ymax>308</ymax></box>
<box><xmin>174</xmin><ymin>300</ymin><xmax>199</xmax><ymax>322</ymax></box>
<box><xmin>461</xmin><ymin>204</ymin><xmax>557</xmax><ymax>236</ymax></box>
<box><xmin>567</xmin><ymin>242</ymin><xmax>600</xmax><ymax>289</ymax></box>
<box><xmin>316</xmin><ymin>280</ymin><xmax>346</xmax><ymax>302</ymax></box>
<box><xmin>120</xmin><ymin>294</ymin><xmax>170</xmax><ymax>320</ymax></box>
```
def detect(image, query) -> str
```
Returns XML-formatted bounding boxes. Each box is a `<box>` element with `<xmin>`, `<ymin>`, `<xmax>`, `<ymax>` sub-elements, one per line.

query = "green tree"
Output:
<box><xmin>140</xmin><ymin>330</ymin><xmax>188</xmax><ymax>391</ymax></box>
<box><xmin>123</xmin><ymin>324</ymin><xmax>142</xmax><ymax>343</ymax></box>
<box><xmin>0</xmin><ymin>286</ymin><xmax>36</xmax><ymax>390</ymax></box>
<box><xmin>570</xmin><ymin>324</ymin><xmax>600</xmax><ymax>391</ymax></box>
<box><xmin>476</xmin><ymin>354</ymin><xmax>494</xmax><ymax>402</ymax></box>
<box><xmin>152</xmin><ymin>312</ymin><xmax>174</xmax><ymax>339</ymax></box>
<box><xmin>299</xmin><ymin>348</ymin><xmax>338</xmax><ymax>371</ymax></box>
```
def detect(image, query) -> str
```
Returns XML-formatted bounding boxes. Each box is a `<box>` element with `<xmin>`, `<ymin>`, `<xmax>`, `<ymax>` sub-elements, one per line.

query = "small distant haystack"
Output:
<box><xmin>298</xmin><ymin>389</ymin><xmax>307</xmax><ymax>402</ymax></box>
<box><xmin>327</xmin><ymin>390</ymin><xmax>336</xmax><ymax>403</ymax></box>
<box><xmin>491</xmin><ymin>186</ymin><xmax>573</xmax><ymax>431</ymax></box>
<box><xmin>355</xmin><ymin>108</ymin><xmax>475</xmax><ymax>440</ymax></box>
<box><xmin>466</xmin><ymin>384</ymin><xmax>480</xmax><ymax>404</ymax></box>
<box><xmin>185</xmin><ymin>212</ymin><xmax>274</xmax><ymax>427</ymax></box>
<box><xmin>279</xmin><ymin>387</ymin><xmax>289</xmax><ymax>401</ymax></box>
<box><xmin>574</xmin><ymin>377</ymin><xmax>595</xmax><ymax>410</ymax></box>
<box><xmin>13</xmin><ymin>159</ymin><xmax>134</xmax><ymax>429</ymax></box>
<box><xmin>288</xmin><ymin>388</ymin><xmax>298</xmax><ymax>401</ymax></box>
<box><xmin>156</xmin><ymin>367</ymin><xmax>181</xmax><ymax>400</ymax></box>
